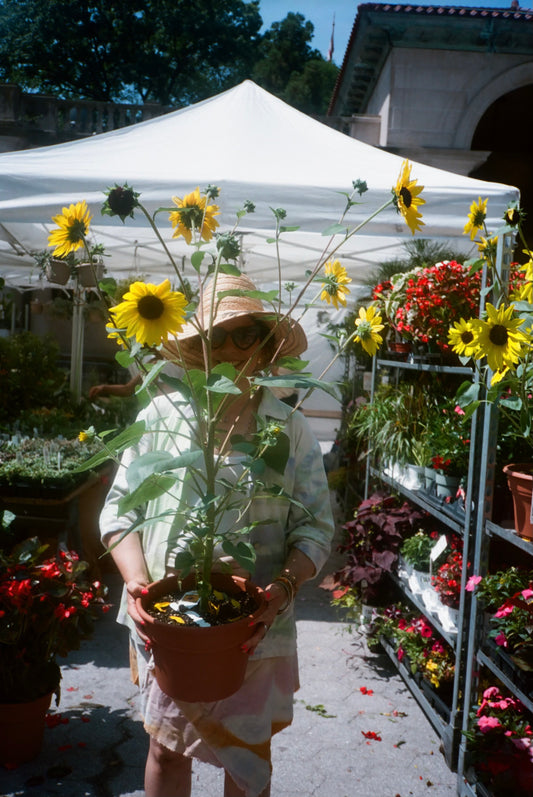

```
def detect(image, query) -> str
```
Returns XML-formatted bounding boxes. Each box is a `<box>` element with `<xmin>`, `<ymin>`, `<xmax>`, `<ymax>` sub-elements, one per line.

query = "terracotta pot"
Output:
<box><xmin>0</xmin><ymin>691</ymin><xmax>52</xmax><ymax>767</ymax></box>
<box><xmin>137</xmin><ymin>573</ymin><xmax>267</xmax><ymax>703</ymax></box>
<box><xmin>503</xmin><ymin>463</ymin><xmax>533</xmax><ymax>540</ymax></box>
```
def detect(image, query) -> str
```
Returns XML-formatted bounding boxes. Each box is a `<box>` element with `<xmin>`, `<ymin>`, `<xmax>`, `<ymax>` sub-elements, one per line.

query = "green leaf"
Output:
<box><xmin>322</xmin><ymin>223</ymin><xmax>348</xmax><ymax>236</ymax></box>
<box><xmin>174</xmin><ymin>550</ymin><xmax>196</xmax><ymax>574</ymax></box>
<box><xmin>221</xmin><ymin>539</ymin><xmax>256</xmax><ymax>573</ymax></box>
<box><xmin>126</xmin><ymin>451</ymin><xmax>176</xmax><ymax>491</ymax></box>
<box><xmin>279</xmin><ymin>225</ymin><xmax>300</xmax><ymax>233</ymax></box>
<box><xmin>206</xmin><ymin>373</ymin><xmax>241</xmax><ymax>395</ymax></box>
<box><xmin>254</xmin><ymin>374</ymin><xmax>340</xmax><ymax>400</ymax></box>
<box><xmin>261</xmin><ymin>431</ymin><xmax>290</xmax><ymax>475</ymax></box>
<box><xmin>118</xmin><ymin>473</ymin><xmax>176</xmax><ymax>514</ymax></box>
<box><xmin>275</xmin><ymin>356</ymin><xmax>309</xmax><ymax>372</ymax></box>
<box><xmin>191</xmin><ymin>250</ymin><xmax>205</xmax><ymax>271</ymax></box>
<box><xmin>75</xmin><ymin>420</ymin><xmax>147</xmax><ymax>471</ymax></box>
<box><xmin>219</xmin><ymin>263</ymin><xmax>241</xmax><ymax>275</ymax></box>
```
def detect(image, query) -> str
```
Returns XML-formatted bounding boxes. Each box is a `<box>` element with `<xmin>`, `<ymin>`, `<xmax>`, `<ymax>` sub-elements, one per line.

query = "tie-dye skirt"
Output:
<box><xmin>131</xmin><ymin>637</ymin><xmax>299</xmax><ymax>797</ymax></box>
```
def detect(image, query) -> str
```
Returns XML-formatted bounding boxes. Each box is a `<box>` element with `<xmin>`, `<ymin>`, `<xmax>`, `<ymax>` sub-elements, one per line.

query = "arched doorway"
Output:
<box><xmin>469</xmin><ymin>85</ymin><xmax>533</xmax><ymax>251</ymax></box>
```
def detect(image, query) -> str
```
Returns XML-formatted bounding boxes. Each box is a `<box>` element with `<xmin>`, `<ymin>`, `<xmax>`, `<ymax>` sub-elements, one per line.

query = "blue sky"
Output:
<box><xmin>259</xmin><ymin>1</ymin><xmax>533</xmax><ymax>65</ymax></box>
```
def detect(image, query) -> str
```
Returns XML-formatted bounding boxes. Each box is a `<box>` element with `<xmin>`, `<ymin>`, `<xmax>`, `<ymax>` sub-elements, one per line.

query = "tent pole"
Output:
<box><xmin>70</xmin><ymin>285</ymin><xmax>84</xmax><ymax>403</ymax></box>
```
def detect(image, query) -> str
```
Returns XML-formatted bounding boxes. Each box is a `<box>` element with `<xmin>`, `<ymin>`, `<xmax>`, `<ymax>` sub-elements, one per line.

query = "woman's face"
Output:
<box><xmin>210</xmin><ymin>316</ymin><xmax>269</xmax><ymax>372</ymax></box>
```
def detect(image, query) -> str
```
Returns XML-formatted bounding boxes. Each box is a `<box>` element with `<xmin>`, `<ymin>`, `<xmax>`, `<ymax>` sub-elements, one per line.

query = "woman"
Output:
<box><xmin>99</xmin><ymin>274</ymin><xmax>335</xmax><ymax>797</ymax></box>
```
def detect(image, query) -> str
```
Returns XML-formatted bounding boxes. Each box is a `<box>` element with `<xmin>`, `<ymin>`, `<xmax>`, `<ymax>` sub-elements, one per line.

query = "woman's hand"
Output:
<box><xmin>126</xmin><ymin>579</ymin><xmax>151</xmax><ymax>642</ymax></box>
<box><xmin>241</xmin><ymin>581</ymin><xmax>287</xmax><ymax>655</ymax></box>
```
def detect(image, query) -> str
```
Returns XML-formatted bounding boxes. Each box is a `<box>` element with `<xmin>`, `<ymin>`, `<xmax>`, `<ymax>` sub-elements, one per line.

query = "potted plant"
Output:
<box><xmin>432</xmin><ymin>548</ymin><xmax>463</xmax><ymax>631</ymax></box>
<box><xmin>400</xmin><ymin>530</ymin><xmax>438</xmax><ymax>593</ymax></box>
<box><xmin>334</xmin><ymin>493</ymin><xmax>426</xmax><ymax>609</ymax></box>
<box><xmin>464</xmin><ymin>685</ymin><xmax>533</xmax><ymax>796</ymax></box>
<box><xmin>0</xmin><ymin>534</ymin><xmax>107</xmax><ymax>766</ymax></box>
<box><xmin>56</xmin><ymin>166</ymin><xmax>422</xmax><ymax>704</ymax></box>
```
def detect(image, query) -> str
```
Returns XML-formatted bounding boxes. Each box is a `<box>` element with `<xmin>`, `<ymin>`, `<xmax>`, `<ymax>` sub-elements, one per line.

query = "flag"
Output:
<box><xmin>327</xmin><ymin>14</ymin><xmax>335</xmax><ymax>62</ymax></box>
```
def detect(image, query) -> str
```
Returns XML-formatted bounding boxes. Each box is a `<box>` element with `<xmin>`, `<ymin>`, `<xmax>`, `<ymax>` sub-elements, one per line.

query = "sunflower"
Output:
<box><xmin>169</xmin><ymin>187</ymin><xmax>220</xmax><ymax>245</ymax></box>
<box><xmin>354</xmin><ymin>306</ymin><xmax>384</xmax><ymax>356</ymax></box>
<box><xmin>463</xmin><ymin>197</ymin><xmax>488</xmax><ymax>241</ymax></box>
<box><xmin>109</xmin><ymin>280</ymin><xmax>188</xmax><ymax>346</ymax></box>
<box><xmin>448</xmin><ymin>318</ymin><xmax>479</xmax><ymax>358</ymax></box>
<box><xmin>475</xmin><ymin>302</ymin><xmax>529</xmax><ymax>372</ymax></box>
<box><xmin>392</xmin><ymin>160</ymin><xmax>425</xmax><ymax>235</ymax></box>
<box><xmin>320</xmin><ymin>260</ymin><xmax>352</xmax><ymax>309</ymax></box>
<box><xmin>48</xmin><ymin>200</ymin><xmax>92</xmax><ymax>257</ymax></box>
<box><xmin>477</xmin><ymin>235</ymin><xmax>498</xmax><ymax>260</ymax></box>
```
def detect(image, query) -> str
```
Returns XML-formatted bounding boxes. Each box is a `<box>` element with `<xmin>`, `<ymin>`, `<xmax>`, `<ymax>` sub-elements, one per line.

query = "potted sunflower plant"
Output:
<box><xmin>46</xmin><ymin>162</ymin><xmax>424</xmax><ymax>704</ymax></box>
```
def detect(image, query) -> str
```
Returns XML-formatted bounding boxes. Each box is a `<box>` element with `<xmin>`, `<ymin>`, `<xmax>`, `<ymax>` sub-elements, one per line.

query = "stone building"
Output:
<box><xmin>328</xmin><ymin>2</ymin><xmax>533</xmax><ymax>238</ymax></box>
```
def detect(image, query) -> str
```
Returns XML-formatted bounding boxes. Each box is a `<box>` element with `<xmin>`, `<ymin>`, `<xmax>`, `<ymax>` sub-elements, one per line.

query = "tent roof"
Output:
<box><xmin>0</xmin><ymin>80</ymin><xmax>519</xmax><ymax>287</ymax></box>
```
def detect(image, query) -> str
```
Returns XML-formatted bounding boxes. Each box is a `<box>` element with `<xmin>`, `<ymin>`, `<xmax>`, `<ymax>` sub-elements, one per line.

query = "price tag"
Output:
<box><xmin>430</xmin><ymin>534</ymin><xmax>448</xmax><ymax>562</ymax></box>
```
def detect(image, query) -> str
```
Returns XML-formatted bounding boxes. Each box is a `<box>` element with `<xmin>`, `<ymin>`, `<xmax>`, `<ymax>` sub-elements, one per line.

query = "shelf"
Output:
<box><xmin>390</xmin><ymin>573</ymin><xmax>458</xmax><ymax>649</ymax></box>
<box><xmin>486</xmin><ymin>520</ymin><xmax>533</xmax><ymax>556</ymax></box>
<box><xmin>370</xmin><ymin>466</ymin><xmax>467</xmax><ymax>534</ymax></box>
<box><xmin>377</xmin><ymin>357</ymin><xmax>473</xmax><ymax>376</ymax></box>
<box><xmin>477</xmin><ymin>649</ymin><xmax>533</xmax><ymax>714</ymax></box>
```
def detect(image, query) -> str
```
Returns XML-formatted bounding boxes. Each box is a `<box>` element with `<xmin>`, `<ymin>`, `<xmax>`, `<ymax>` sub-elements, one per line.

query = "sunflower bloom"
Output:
<box><xmin>48</xmin><ymin>200</ymin><xmax>92</xmax><ymax>257</ymax></box>
<box><xmin>475</xmin><ymin>302</ymin><xmax>528</xmax><ymax>372</ymax></box>
<box><xmin>354</xmin><ymin>306</ymin><xmax>384</xmax><ymax>356</ymax></box>
<box><xmin>448</xmin><ymin>318</ymin><xmax>479</xmax><ymax>358</ymax></box>
<box><xmin>169</xmin><ymin>187</ymin><xmax>220</xmax><ymax>244</ymax></box>
<box><xmin>320</xmin><ymin>260</ymin><xmax>352</xmax><ymax>309</ymax></box>
<box><xmin>393</xmin><ymin>160</ymin><xmax>425</xmax><ymax>235</ymax></box>
<box><xmin>464</xmin><ymin>197</ymin><xmax>488</xmax><ymax>241</ymax></box>
<box><xmin>109</xmin><ymin>280</ymin><xmax>188</xmax><ymax>346</ymax></box>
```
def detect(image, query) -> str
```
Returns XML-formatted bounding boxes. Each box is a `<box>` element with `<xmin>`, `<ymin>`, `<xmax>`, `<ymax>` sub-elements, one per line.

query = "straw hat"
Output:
<box><xmin>163</xmin><ymin>274</ymin><xmax>307</xmax><ymax>369</ymax></box>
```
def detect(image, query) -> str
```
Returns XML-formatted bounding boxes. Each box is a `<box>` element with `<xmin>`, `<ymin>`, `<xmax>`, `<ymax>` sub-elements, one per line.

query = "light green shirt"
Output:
<box><xmin>100</xmin><ymin>388</ymin><xmax>335</xmax><ymax>658</ymax></box>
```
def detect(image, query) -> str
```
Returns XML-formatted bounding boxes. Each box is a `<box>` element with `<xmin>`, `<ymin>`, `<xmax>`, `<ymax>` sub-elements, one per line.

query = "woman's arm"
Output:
<box><xmin>104</xmin><ymin>529</ymin><xmax>150</xmax><ymax>629</ymax></box>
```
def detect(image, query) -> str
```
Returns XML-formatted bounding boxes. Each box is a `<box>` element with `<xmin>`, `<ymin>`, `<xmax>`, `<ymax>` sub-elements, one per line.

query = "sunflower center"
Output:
<box><xmin>67</xmin><ymin>219</ymin><xmax>88</xmax><ymax>243</ymax></box>
<box><xmin>357</xmin><ymin>320</ymin><xmax>372</xmax><ymax>339</ymax></box>
<box><xmin>472</xmin><ymin>210</ymin><xmax>486</xmax><ymax>227</ymax></box>
<box><xmin>399</xmin><ymin>187</ymin><xmax>412</xmax><ymax>209</ymax></box>
<box><xmin>489</xmin><ymin>324</ymin><xmax>508</xmax><ymax>347</ymax></box>
<box><xmin>179</xmin><ymin>205</ymin><xmax>205</xmax><ymax>229</ymax></box>
<box><xmin>138</xmin><ymin>295</ymin><xmax>165</xmax><ymax>320</ymax></box>
<box><xmin>461</xmin><ymin>331</ymin><xmax>474</xmax><ymax>344</ymax></box>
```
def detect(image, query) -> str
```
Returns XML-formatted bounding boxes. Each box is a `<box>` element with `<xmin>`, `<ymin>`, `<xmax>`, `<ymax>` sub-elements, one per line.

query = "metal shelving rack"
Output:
<box><xmin>366</xmin><ymin>355</ymin><xmax>480</xmax><ymax>771</ymax></box>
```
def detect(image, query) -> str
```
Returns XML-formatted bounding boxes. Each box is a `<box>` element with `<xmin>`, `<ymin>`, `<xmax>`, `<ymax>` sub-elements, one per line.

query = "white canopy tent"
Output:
<box><xmin>0</xmin><ymin>79</ymin><xmax>519</xmax><ymax>286</ymax></box>
<box><xmin>0</xmin><ymin>81</ymin><xmax>519</xmax><ymax>443</ymax></box>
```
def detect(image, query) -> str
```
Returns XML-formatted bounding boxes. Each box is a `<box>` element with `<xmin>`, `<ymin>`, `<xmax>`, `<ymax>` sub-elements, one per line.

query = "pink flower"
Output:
<box><xmin>494</xmin><ymin>632</ymin><xmax>508</xmax><ymax>648</ymax></box>
<box><xmin>466</xmin><ymin>575</ymin><xmax>482</xmax><ymax>592</ymax></box>
<box><xmin>495</xmin><ymin>600</ymin><xmax>514</xmax><ymax>618</ymax></box>
<box><xmin>521</xmin><ymin>588</ymin><xmax>533</xmax><ymax>601</ymax></box>
<box><xmin>483</xmin><ymin>686</ymin><xmax>501</xmax><ymax>699</ymax></box>
<box><xmin>477</xmin><ymin>715</ymin><xmax>502</xmax><ymax>733</ymax></box>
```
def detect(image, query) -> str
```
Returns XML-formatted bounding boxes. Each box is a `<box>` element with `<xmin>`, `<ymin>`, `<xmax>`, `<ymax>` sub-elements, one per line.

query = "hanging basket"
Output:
<box><xmin>0</xmin><ymin>691</ymin><xmax>52</xmax><ymax>767</ymax></box>
<box><xmin>503</xmin><ymin>463</ymin><xmax>533</xmax><ymax>541</ymax></box>
<box><xmin>136</xmin><ymin>573</ymin><xmax>267</xmax><ymax>703</ymax></box>
<box><xmin>45</xmin><ymin>258</ymin><xmax>71</xmax><ymax>285</ymax></box>
<box><xmin>76</xmin><ymin>262</ymin><xmax>104</xmax><ymax>287</ymax></box>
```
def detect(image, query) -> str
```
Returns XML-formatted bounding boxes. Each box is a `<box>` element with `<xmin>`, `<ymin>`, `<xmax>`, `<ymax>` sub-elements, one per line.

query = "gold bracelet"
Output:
<box><xmin>273</xmin><ymin>577</ymin><xmax>294</xmax><ymax>615</ymax></box>
<box><xmin>280</xmin><ymin>568</ymin><xmax>299</xmax><ymax>593</ymax></box>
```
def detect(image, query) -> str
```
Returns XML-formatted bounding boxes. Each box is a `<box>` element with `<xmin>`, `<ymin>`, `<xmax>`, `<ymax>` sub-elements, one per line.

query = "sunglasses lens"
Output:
<box><xmin>211</xmin><ymin>327</ymin><xmax>227</xmax><ymax>349</ymax></box>
<box><xmin>233</xmin><ymin>326</ymin><xmax>262</xmax><ymax>350</ymax></box>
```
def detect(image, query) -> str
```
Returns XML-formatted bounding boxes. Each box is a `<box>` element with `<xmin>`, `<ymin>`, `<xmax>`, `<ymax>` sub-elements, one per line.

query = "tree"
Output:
<box><xmin>253</xmin><ymin>12</ymin><xmax>338</xmax><ymax>115</ymax></box>
<box><xmin>0</xmin><ymin>0</ymin><xmax>262</xmax><ymax>105</ymax></box>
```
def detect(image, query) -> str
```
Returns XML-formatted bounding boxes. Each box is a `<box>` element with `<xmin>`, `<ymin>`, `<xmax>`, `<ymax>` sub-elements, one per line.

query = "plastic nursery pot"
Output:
<box><xmin>503</xmin><ymin>463</ymin><xmax>533</xmax><ymax>541</ymax></box>
<box><xmin>136</xmin><ymin>573</ymin><xmax>267</xmax><ymax>703</ymax></box>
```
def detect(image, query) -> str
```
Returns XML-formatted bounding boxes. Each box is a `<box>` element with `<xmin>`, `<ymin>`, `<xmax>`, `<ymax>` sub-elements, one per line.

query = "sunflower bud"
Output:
<box><xmin>504</xmin><ymin>206</ymin><xmax>523</xmax><ymax>227</ymax></box>
<box><xmin>102</xmin><ymin>184</ymin><xmax>140</xmax><ymax>222</ymax></box>
<box><xmin>216</xmin><ymin>233</ymin><xmax>241</xmax><ymax>261</ymax></box>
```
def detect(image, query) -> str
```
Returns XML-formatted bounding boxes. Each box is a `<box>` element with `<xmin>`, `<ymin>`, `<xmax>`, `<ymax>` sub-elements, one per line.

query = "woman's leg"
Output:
<box><xmin>223</xmin><ymin>770</ymin><xmax>271</xmax><ymax>797</ymax></box>
<box><xmin>145</xmin><ymin>736</ymin><xmax>192</xmax><ymax>797</ymax></box>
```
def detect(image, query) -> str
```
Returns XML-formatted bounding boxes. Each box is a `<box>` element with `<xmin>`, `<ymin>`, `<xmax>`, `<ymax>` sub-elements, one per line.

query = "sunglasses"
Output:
<box><xmin>210</xmin><ymin>324</ymin><xmax>267</xmax><ymax>351</ymax></box>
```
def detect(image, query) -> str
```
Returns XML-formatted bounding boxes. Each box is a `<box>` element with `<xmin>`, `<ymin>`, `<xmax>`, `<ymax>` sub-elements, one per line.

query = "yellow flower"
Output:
<box><xmin>169</xmin><ymin>187</ymin><xmax>220</xmax><ymax>244</ymax></box>
<box><xmin>48</xmin><ymin>200</ymin><xmax>92</xmax><ymax>257</ymax></box>
<box><xmin>320</xmin><ymin>259</ymin><xmax>352</xmax><ymax>309</ymax></box>
<box><xmin>78</xmin><ymin>431</ymin><xmax>88</xmax><ymax>442</ymax></box>
<box><xmin>448</xmin><ymin>318</ymin><xmax>479</xmax><ymax>358</ymax></box>
<box><xmin>475</xmin><ymin>302</ymin><xmax>529</xmax><ymax>372</ymax></box>
<box><xmin>354</xmin><ymin>306</ymin><xmax>384</xmax><ymax>356</ymax></box>
<box><xmin>393</xmin><ymin>159</ymin><xmax>425</xmax><ymax>235</ymax></box>
<box><xmin>109</xmin><ymin>279</ymin><xmax>187</xmax><ymax>346</ymax></box>
<box><xmin>477</xmin><ymin>235</ymin><xmax>498</xmax><ymax>260</ymax></box>
<box><xmin>464</xmin><ymin>197</ymin><xmax>488</xmax><ymax>241</ymax></box>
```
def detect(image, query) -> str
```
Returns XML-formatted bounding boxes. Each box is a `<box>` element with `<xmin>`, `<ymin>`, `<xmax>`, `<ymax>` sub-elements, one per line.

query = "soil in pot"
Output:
<box><xmin>146</xmin><ymin>583</ymin><xmax>259</xmax><ymax>627</ymax></box>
